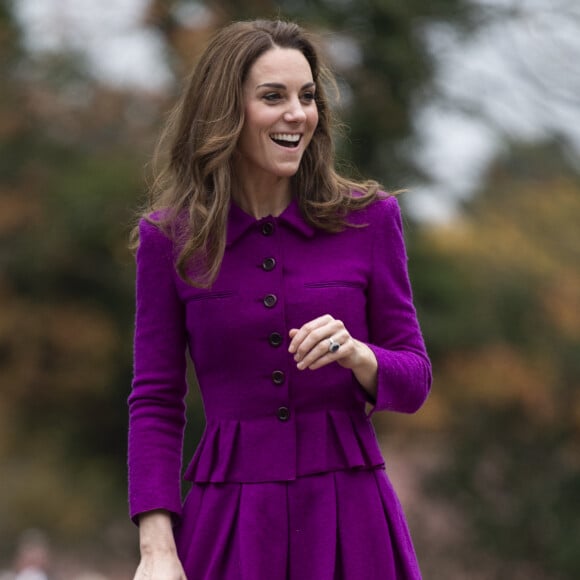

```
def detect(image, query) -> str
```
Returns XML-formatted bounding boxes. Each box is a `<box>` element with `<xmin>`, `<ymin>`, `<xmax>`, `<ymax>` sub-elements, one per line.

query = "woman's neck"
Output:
<box><xmin>232</xmin><ymin>171</ymin><xmax>292</xmax><ymax>219</ymax></box>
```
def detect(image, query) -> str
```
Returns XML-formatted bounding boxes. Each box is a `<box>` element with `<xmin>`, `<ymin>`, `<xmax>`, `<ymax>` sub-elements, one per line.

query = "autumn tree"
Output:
<box><xmin>416</xmin><ymin>141</ymin><xmax>580</xmax><ymax>579</ymax></box>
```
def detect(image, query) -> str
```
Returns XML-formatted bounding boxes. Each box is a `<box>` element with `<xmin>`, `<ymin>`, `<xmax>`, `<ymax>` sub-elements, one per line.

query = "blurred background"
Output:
<box><xmin>0</xmin><ymin>0</ymin><xmax>579</xmax><ymax>578</ymax></box>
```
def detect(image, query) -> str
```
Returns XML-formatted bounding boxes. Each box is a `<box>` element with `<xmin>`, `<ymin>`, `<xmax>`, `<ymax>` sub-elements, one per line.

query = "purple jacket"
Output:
<box><xmin>128</xmin><ymin>195</ymin><xmax>431</xmax><ymax>521</ymax></box>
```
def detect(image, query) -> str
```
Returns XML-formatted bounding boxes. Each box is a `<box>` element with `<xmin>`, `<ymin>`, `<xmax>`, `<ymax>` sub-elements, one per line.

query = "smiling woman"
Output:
<box><xmin>128</xmin><ymin>19</ymin><xmax>431</xmax><ymax>580</ymax></box>
<box><xmin>234</xmin><ymin>47</ymin><xmax>319</xmax><ymax>216</ymax></box>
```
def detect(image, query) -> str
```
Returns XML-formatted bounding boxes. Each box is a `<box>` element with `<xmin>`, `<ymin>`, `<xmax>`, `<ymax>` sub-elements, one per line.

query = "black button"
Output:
<box><xmin>277</xmin><ymin>406</ymin><xmax>290</xmax><ymax>421</ymax></box>
<box><xmin>272</xmin><ymin>370</ymin><xmax>285</xmax><ymax>385</ymax></box>
<box><xmin>269</xmin><ymin>332</ymin><xmax>283</xmax><ymax>347</ymax></box>
<box><xmin>262</xmin><ymin>222</ymin><xmax>274</xmax><ymax>236</ymax></box>
<box><xmin>262</xmin><ymin>257</ymin><xmax>276</xmax><ymax>271</ymax></box>
<box><xmin>263</xmin><ymin>294</ymin><xmax>277</xmax><ymax>308</ymax></box>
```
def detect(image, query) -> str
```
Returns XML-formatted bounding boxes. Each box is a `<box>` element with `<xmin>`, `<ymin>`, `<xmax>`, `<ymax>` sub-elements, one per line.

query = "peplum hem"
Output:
<box><xmin>183</xmin><ymin>409</ymin><xmax>385</xmax><ymax>483</ymax></box>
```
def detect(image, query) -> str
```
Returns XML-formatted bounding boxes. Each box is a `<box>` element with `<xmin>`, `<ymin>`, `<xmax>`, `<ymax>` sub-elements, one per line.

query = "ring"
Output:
<box><xmin>328</xmin><ymin>337</ymin><xmax>340</xmax><ymax>353</ymax></box>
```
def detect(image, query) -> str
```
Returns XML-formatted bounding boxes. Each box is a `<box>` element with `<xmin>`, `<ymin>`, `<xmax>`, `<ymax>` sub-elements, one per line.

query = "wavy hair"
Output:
<box><xmin>134</xmin><ymin>19</ymin><xmax>381</xmax><ymax>287</ymax></box>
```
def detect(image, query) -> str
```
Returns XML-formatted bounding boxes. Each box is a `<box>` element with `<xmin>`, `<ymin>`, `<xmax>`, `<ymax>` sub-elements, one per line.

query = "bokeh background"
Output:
<box><xmin>1</xmin><ymin>0</ymin><xmax>579</xmax><ymax>578</ymax></box>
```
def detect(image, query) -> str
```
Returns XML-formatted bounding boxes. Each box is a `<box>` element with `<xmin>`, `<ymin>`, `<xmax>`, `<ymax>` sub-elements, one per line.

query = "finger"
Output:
<box><xmin>287</xmin><ymin>328</ymin><xmax>300</xmax><ymax>353</ymax></box>
<box><xmin>307</xmin><ymin>345</ymin><xmax>351</xmax><ymax>370</ymax></box>
<box><xmin>294</xmin><ymin>320</ymin><xmax>345</xmax><ymax>362</ymax></box>
<box><xmin>290</xmin><ymin>315</ymin><xmax>331</xmax><ymax>350</ymax></box>
<box><xmin>296</xmin><ymin>329</ymin><xmax>350</xmax><ymax>370</ymax></box>
<box><xmin>299</xmin><ymin>337</ymin><xmax>352</xmax><ymax>370</ymax></box>
<box><xmin>288</xmin><ymin>315</ymin><xmax>333</xmax><ymax>353</ymax></box>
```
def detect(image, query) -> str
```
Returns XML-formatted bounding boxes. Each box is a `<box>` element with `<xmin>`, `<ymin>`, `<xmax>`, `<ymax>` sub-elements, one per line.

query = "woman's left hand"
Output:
<box><xmin>288</xmin><ymin>314</ymin><xmax>378</xmax><ymax>395</ymax></box>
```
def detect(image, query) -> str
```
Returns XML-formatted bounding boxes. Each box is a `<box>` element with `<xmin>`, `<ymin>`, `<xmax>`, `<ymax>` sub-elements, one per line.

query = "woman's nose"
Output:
<box><xmin>283</xmin><ymin>98</ymin><xmax>307</xmax><ymax>123</ymax></box>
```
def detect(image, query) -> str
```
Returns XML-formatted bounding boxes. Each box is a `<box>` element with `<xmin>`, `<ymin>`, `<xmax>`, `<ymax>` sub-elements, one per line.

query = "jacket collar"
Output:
<box><xmin>226</xmin><ymin>197</ymin><xmax>316</xmax><ymax>246</ymax></box>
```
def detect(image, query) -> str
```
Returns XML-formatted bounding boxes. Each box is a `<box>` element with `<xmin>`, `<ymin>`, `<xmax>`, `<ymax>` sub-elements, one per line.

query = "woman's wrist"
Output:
<box><xmin>349</xmin><ymin>340</ymin><xmax>378</xmax><ymax>397</ymax></box>
<box><xmin>138</xmin><ymin>510</ymin><xmax>177</xmax><ymax>555</ymax></box>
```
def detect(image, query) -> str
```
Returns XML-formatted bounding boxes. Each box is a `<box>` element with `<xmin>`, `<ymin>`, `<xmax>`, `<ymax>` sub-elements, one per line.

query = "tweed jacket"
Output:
<box><xmin>128</xmin><ymin>195</ymin><xmax>432</xmax><ymax>521</ymax></box>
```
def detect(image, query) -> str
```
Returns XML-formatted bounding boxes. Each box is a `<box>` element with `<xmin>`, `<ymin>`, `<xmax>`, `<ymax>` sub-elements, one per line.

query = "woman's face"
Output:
<box><xmin>236</xmin><ymin>47</ymin><xmax>319</xmax><ymax>183</ymax></box>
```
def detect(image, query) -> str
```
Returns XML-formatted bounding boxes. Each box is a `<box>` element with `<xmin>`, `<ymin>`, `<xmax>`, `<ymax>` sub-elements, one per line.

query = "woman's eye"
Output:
<box><xmin>263</xmin><ymin>93</ymin><xmax>281</xmax><ymax>102</ymax></box>
<box><xmin>301</xmin><ymin>92</ymin><xmax>316</xmax><ymax>103</ymax></box>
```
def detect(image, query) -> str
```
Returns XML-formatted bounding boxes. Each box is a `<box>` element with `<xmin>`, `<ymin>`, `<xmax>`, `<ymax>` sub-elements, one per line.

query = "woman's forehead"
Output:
<box><xmin>246</xmin><ymin>47</ymin><xmax>314</xmax><ymax>85</ymax></box>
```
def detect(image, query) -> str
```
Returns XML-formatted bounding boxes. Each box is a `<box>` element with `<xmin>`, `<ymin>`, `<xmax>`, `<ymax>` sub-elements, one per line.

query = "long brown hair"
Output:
<box><xmin>134</xmin><ymin>19</ymin><xmax>380</xmax><ymax>287</ymax></box>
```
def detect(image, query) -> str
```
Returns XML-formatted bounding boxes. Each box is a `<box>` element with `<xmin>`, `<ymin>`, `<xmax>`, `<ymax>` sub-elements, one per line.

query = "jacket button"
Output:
<box><xmin>269</xmin><ymin>332</ymin><xmax>283</xmax><ymax>347</ymax></box>
<box><xmin>277</xmin><ymin>406</ymin><xmax>290</xmax><ymax>421</ymax></box>
<box><xmin>261</xmin><ymin>222</ymin><xmax>274</xmax><ymax>236</ymax></box>
<box><xmin>262</xmin><ymin>257</ymin><xmax>276</xmax><ymax>271</ymax></box>
<box><xmin>263</xmin><ymin>294</ymin><xmax>277</xmax><ymax>308</ymax></box>
<box><xmin>272</xmin><ymin>370</ymin><xmax>285</xmax><ymax>385</ymax></box>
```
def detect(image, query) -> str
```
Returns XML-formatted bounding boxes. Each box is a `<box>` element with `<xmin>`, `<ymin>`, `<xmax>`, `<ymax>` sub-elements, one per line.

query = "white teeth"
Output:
<box><xmin>271</xmin><ymin>133</ymin><xmax>301</xmax><ymax>143</ymax></box>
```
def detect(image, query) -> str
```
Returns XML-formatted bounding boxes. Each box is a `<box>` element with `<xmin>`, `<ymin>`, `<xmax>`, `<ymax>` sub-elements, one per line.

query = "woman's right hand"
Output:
<box><xmin>133</xmin><ymin>552</ymin><xmax>186</xmax><ymax>580</ymax></box>
<box><xmin>133</xmin><ymin>510</ymin><xmax>186</xmax><ymax>580</ymax></box>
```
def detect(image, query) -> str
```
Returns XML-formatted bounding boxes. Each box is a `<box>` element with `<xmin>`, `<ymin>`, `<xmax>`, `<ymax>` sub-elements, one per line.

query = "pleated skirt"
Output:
<box><xmin>173</xmin><ymin>467</ymin><xmax>421</xmax><ymax>579</ymax></box>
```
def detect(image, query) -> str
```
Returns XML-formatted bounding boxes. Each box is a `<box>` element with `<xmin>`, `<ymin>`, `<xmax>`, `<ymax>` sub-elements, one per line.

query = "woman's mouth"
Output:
<box><xmin>270</xmin><ymin>133</ymin><xmax>302</xmax><ymax>148</ymax></box>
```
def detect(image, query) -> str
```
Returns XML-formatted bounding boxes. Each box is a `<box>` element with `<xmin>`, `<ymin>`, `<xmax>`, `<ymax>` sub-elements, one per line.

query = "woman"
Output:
<box><xmin>128</xmin><ymin>19</ymin><xmax>431</xmax><ymax>580</ymax></box>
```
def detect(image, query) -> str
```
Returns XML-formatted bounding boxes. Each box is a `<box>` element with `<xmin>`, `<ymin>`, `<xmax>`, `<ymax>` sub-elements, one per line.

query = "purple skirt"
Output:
<box><xmin>174</xmin><ymin>467</ymin><xmax>421</xmax><ymax>579</ymax></box>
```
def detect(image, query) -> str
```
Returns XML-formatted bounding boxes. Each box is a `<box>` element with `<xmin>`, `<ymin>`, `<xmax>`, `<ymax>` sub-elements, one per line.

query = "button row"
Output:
<box><xmin>257</xmin><ymin>237</ymin><xmax>286</xmax><ymax>418</ymax></box>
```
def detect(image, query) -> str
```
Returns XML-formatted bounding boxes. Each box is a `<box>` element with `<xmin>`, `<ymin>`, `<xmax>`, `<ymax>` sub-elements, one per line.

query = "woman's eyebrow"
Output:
<box><xmin>256</xmin><ymin>82</ymin><xmax>316</xmax><ymax>90</ymax></box>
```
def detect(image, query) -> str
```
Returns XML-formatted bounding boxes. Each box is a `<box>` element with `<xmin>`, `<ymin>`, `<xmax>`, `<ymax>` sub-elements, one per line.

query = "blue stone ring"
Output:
<box><xmin>328</xmin><ymin>337</ymin><xmax>340</xmax><ymax>353</ymax></box>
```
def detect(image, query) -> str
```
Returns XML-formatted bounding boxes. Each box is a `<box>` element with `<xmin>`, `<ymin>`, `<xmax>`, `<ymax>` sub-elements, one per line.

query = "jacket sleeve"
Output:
<box><xmin>364</xmin><ymin>196</ymin><xmax>432</xmax><ymax>415</ymax></box>
<box><xmin>127</xmin><ymin>218</ymin><xmax>188</xmax><ymax>523</ymax></box>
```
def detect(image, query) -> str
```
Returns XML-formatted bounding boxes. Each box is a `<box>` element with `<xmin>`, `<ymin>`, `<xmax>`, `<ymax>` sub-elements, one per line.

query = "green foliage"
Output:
<box><xmin>418</xmin><ymin>142</ymin><xmax>580</xmax><ymax>578</ymax></box>
<box><xmin>407</xmin><ymin>231</ymin><xmax>483</xmax><ymax>358</ymax></box>
<box><xmin>0</xmin><ymin>3</ymin><xmax>147</xmax><ymax>550</ymax></box>
<box><xmin>427</xmin><ymin>401</ymin><xmax>579</xmax><ymax>578</ymax></box>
